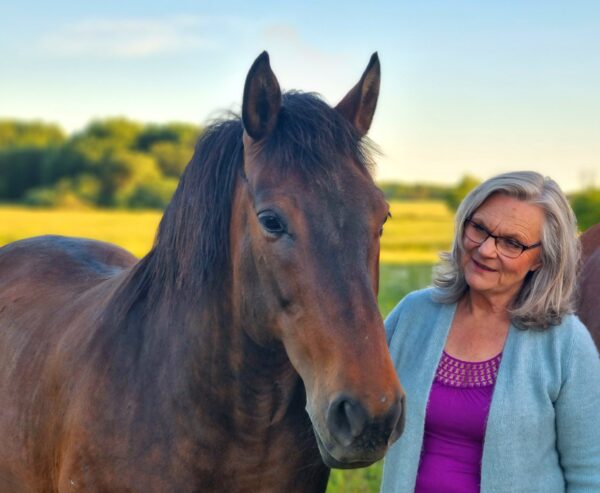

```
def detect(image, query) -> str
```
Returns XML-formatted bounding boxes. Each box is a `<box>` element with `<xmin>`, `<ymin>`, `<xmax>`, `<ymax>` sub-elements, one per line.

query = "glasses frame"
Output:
<box><xmin>463</xmin><ymin>218</ymin><xmax>542</xmax><ymax>259</ymax></box>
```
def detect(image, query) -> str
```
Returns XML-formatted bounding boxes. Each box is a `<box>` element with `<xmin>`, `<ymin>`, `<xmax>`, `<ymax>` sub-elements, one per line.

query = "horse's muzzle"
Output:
<box><xmin>314</xmin><ymin>392</ymin><xmax>405</xmax><ymax>469</ymax></box>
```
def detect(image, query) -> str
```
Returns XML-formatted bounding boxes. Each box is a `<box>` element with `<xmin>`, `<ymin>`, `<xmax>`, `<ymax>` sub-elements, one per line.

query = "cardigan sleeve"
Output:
<box><xmin>555</xmin><ymin>320</ymin><xmax>600</xmax><ymax>492</ymax></box>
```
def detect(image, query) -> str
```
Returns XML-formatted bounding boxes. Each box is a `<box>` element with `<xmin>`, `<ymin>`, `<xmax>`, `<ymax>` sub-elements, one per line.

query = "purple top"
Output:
<box><xmin>415</xmin><ymin>351</ymin><xmax>502</xmax><ymax>493</ymax></box>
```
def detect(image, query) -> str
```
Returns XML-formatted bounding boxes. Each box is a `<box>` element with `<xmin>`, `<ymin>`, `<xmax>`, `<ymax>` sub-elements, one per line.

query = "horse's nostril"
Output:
<box><xmin>327</xmin><ymin>395</ymin><xmax>367</xmax><ymax>447</ymax></box>
<box><xmin>388</xmin><ymin>395</ymin><xmax>406</xmax><ymax>446</ymax></box>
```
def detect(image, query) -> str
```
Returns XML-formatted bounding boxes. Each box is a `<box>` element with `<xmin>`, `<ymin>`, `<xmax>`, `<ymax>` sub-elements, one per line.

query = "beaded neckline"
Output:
<box><xmin>435</xmin><ymin>351</ymin><xmax>502</xmax><ymax>388</ymax></box>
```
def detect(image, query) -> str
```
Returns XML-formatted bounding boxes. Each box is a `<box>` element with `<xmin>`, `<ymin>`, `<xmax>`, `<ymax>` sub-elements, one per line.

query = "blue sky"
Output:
<box><xmin>1</xmin><ymin>1</ymin><xmax>598</xmax><ymax>191</ymax></box>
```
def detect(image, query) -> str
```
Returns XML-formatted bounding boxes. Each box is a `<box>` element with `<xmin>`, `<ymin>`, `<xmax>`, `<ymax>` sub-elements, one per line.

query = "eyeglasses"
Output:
<box><xmin>463</xmin><ymin>219</ymin><xmax>542</xmax><ymax>259</ymax></box>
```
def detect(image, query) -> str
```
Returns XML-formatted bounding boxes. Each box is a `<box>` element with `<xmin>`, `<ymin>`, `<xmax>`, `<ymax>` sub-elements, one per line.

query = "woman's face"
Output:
<box><xmin>461</xmin><ymin>193</ymin><xmax>544</xmax><ymax>301</ymax></box>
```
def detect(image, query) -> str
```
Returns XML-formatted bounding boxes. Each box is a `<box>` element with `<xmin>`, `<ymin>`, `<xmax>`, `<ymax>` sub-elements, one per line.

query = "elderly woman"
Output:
<box><xmin>381</xmin><ymin>171</ymin><xmax>600</xmax><ymax>492</ymax></box>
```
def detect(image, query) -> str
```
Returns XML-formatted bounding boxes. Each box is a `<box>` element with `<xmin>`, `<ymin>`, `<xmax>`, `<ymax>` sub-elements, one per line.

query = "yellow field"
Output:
<box><xmin>381</xmin><ymin>201</ymin><xmax>454</xmax><ymax>263</ymax></box>
<box><xmin>0</xmin><ymin>207</ymin><xmax>161</xmax><ymax>258</ymax></box>
<box><xmin>0</xmin><ymin>201</ymin><xmax>455</xmax><ymax>263</ymax></box>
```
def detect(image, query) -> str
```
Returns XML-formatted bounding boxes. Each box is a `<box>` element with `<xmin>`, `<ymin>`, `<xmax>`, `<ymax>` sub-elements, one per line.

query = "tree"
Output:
<box><xmin>0</xmin><ymin>120</ymin><xmax>65</xmax><ymax>149</ymax></box>
<box><xmin>445</xmin><ymin>175</ymin><xmax>481</xmax><ymax>211</ymax></box>
<box><xmin>0</xmin><ymin>147</ymin><xmax>48</xmax><ymax>200</ymax></box>
<box><xmin>0</xmin><ymin>121</ymin><xmax>66</xmax><ymax>200</ymax></box>
<box><xmin>570</xmin><ymin>188</ymin><xmax>600</xmax><ymax>231</ymax></box>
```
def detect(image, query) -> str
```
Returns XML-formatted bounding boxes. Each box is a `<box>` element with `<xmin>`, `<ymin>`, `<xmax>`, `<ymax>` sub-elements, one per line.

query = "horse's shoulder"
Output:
<box><xmin>0</xmin><ymin>235</ymin><xmax>137</xmax><ymax>285</ymax></box>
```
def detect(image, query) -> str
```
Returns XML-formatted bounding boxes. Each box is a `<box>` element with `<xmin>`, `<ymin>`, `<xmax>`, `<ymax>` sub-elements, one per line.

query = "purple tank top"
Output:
<box><xmin>415</xmin><ymin>351</ymin><xmax>502</xmax><ymax>493</ymax></box>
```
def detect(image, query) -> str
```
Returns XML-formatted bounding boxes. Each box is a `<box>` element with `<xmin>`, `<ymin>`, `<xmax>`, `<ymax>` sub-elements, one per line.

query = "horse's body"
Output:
<box><xmin>578</xmin><ymin>223</ymin><xmax>600</xmax><ymax>350</ymax></box>
<box><xmin>0</xmin><ymin>53</ymin><xmax>404</xmax><ymax>492</ymax></box>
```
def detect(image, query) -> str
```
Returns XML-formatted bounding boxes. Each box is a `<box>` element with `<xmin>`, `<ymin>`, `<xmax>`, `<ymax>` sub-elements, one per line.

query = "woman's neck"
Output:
<box><xmin>461</xmin><ymin>289</ymin><xmax>513</xmax><ymax>323</ymax></box>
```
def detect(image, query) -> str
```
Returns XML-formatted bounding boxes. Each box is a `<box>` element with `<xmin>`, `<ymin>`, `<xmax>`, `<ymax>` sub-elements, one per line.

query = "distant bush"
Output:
<box><xmin>119</xmin><ymin>177</ymin><xmax>179</xmax><ymax>209</ymax></box>
<box><xmin>570</xmin><ymin>188</ymin><xmax>600</xmax><ymax>231</ymax></box>
<box><xmin>444</xmin><ymin>175</ymin><xmax>481</xmax><ymax>211</ymax></box>
<box><xmin>23</xmin><ymin>186</ymin><xmax>89</xmax><ymax>209</ymax></box>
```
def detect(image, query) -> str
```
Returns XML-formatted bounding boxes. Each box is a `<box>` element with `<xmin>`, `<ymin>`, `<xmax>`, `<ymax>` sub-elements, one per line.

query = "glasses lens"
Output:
<box><xmin>465</xmin><ymin>221</ymin><xmax>487</xmax><ymax>243</ymax></box>
<box><xmin>496</xmin><ymin>238</ymin><xmax>523</xmax><ymax>258</ymax></box>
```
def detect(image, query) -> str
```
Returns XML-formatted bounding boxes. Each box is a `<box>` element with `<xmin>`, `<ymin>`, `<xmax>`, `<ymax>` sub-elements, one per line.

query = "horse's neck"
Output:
<box><xmin>166</xmin><ymin>304</ymin><xmax>325</xmax><ymax>483</ymax></box>
<box><xmin>115</xmin><ymin>252</ymin><xmax>303</xmax><ymax>426</ymax></box>
<box><xmin>182</xmin><ymin>305</ymin><xmax>303</xmax><ymax>431</ymax></box>
<box><xmin>101</xmin><ymin>264</ymin><xmax>328</xmax><ymax>490</ymax></box>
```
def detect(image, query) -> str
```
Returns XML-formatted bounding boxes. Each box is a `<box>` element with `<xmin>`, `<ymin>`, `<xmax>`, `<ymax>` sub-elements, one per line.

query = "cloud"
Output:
<box><xmin>40</xmin><ymin>15</ymin><xmax>216</xmax><ymax>58</ymax></box>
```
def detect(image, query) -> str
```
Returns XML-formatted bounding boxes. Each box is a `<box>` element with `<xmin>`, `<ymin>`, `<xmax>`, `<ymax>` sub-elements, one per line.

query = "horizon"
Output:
<box><xmin>1</xmin><ymin>1</ymin><xmax>599</xmax><ymax>193</ymax></box>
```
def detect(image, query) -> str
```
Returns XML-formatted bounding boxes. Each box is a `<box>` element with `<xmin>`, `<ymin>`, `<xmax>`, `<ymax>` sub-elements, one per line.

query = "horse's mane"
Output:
<box><xmin>105</xmin><ymin>92</ymin><xmax>376</xmax><ymax>332</ymax></box>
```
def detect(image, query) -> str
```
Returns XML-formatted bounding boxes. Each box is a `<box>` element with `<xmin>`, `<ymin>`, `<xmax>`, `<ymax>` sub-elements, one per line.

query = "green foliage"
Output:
<box><xmin>0</xmin><ymin>147</ymin><xmax>48</xmax><ymax>200</ymax></box>
<box><xmin>378</xmin><ymin>181</ymin><xmax>451</xmax><ymax>201</ymax></box>
<box><xmin>570</xmin><ymin>188</ymin><xmax>600</xmax><ymax>231</ymax></box>
<box><xmin>0</xmin><ymin>118</ymin><xmax>201</xmax><ymax>209</ymax></box>
<box><xmin>444</xmin><ymin>175</ymin><xmax>481</xmax><ymax>211</ymax></box>
<box><xmin>136</xmin><ymin>122</ymin><xmax>199</xmax><ymax>151</ymax></box>
<box><xmin>149</xmin><ymin>141</ymin><xmax>194</xmax><ymax>177</ymax></box>
<box><xmin>0</xmin><ymin>121</ymin><xmax>66</xmax><ymax>201</ymax></box>
<box><xmin>0</xmin><ymin>120</ymin><xmax>65</xmax><ymax>149</ymax></box>
<box><xmin>118</xmin><ymin>177</ymin><xmax>179</xmax><ymax>209</ymax></box>
<box><xmin>378</xmin><ymin>176</ymin><xmax>481</xmax><ymax>213</ymax></box>
<box><xmin>85</xmin><ymin>118</ymin><xmax>144</xmax><ymax>148</ymax></box>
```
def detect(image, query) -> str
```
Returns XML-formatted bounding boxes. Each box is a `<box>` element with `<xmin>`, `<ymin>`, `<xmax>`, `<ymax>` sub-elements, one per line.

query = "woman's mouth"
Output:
<box><xmin>473</xmin><ymin>259</ymin><xmax>497</xmax><ymax>272</ymax></box>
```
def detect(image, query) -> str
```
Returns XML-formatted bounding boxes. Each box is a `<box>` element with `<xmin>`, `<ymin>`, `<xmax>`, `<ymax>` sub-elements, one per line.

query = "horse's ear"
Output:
<box><xmin>335</xmin><ymin>52</ymin><xmax>380</xmax><ymax>136</ymax></box>
<box><xmin>242</xmin><ymin>51</ymin><xmax>282</xmax><ymax>142</ymax></box>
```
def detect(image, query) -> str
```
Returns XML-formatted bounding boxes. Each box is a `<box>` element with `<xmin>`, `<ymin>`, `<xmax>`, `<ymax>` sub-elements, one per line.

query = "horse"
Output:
<box><xmin>578</xmin><ymin>222</ymin><xmax>600</xmax><ymax>350</ymax></box>
<box><xmin>0</xmin><ymin>52</ymin><xmax>405</xmax><ymax>492</ymax></box>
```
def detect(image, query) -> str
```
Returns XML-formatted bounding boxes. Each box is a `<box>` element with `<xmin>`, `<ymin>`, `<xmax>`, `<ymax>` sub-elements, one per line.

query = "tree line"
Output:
<box><xmin>0</xmin><ymin>119</ymin><xmax>598</xmax><ymax>230</ymax></box>
<box><xmin>0</xmin><ymin>119</ymin><xmax>200</xmax><ymax>209</ymax></box>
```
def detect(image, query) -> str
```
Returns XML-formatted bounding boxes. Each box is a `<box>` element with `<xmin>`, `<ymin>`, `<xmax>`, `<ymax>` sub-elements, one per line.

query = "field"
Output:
<box><xmin>0</xmin><ymin>201</ymin><xmax>453</xmax><ymax>492</ymax></box>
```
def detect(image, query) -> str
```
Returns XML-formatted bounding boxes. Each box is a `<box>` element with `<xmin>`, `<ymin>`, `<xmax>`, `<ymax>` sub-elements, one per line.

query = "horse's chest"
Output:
<box><xmin>58</xmin><ymin>429</ymin><xmax>328</xmax><ymax>493</ymax></box>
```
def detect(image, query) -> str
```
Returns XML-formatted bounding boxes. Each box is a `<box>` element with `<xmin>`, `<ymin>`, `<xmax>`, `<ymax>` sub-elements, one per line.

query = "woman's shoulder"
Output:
<box><xmin>554</xmin><ymin>313</ymin><xmax>599</xmax><ymax>361</ymax></box>
<box><xmin>389</xmin><ymin>286</ymin><xmax>441</xmax><ymax>311</ymax></box>
<box><xmin>513</xmin><ymin>313</ymin><xmax>599</xmax><ymax>367</ymax></box>
<box><xmin>539</xmin><ymin>313</ymin><xmax>596</xmax><ymax>347</ymax></box>
<box><xmin>385</xmin><ymin>287</ymin><xmax>439</xmax><ymax>322</ymax></box>
<box><xmin>384</xmin><ymin>287</ymin><xmax>448</xmax><ymax>342</ymax></box>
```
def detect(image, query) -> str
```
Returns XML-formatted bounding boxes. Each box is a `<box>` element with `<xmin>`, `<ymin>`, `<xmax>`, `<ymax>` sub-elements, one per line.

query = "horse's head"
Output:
<box><xmin>230</xmin><ymin>52</ymin><xmax>405</xmax><ymax>468</ymax></box>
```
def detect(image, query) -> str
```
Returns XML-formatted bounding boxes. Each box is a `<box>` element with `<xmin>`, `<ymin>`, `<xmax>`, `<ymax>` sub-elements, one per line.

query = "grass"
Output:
<box><xmin>0</xmin><ymin>202</ymin><xmax>449</xmax><ymax>493</ymax></box>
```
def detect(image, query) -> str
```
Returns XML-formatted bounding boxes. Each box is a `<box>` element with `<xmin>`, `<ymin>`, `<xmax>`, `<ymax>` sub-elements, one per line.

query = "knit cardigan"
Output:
<box><xmin>381</xmin><ymin>288</ymin><xmax>600</xmax><ymax>493</ymax></box>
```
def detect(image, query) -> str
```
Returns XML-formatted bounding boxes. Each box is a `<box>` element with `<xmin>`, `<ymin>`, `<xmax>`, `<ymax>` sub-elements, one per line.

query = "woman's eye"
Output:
<box><xmin>503</xmin><ymin>238</ymin><xmax>523</xmax><ymax>250</ymax></box>
<box><xmin>258</xmin><ymin>212</ymin><xmax>286</xmax><ymax>234</ymax></box>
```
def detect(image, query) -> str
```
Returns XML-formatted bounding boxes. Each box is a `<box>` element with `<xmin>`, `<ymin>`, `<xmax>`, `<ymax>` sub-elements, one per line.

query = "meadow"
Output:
<box><xmin>0</xmin><ymin>201</ymin><xmax>453</xmax><ymax>492</ymax></box>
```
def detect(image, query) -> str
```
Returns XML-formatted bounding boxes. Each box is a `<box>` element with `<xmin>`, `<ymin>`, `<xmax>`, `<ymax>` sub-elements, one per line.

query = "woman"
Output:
<box><xmin>381</xmin><ymin>171</ymin><xmax>600</xmax><ymax>492</ymax></box>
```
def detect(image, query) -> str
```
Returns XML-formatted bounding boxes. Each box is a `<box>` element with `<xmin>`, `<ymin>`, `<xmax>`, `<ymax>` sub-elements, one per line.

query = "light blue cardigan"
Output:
<box><xmin>381</xmin><ymin>288</ymin><xmax>600</xmax><ymax>493</ymax></box>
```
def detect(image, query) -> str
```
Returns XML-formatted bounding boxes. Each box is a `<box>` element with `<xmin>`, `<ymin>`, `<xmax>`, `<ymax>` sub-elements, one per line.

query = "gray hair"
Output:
<box><xmin>433</xmin><ymin>171</ymin><xmax>580</xmax><ymax>329</ymax></box>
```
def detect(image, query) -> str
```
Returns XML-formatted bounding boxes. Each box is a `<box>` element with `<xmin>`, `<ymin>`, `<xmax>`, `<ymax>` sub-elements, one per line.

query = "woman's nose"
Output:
<box><xmin>478</xmin><ymin>236</ymin><xmax>498</xmax><ymax>257</ymax></box>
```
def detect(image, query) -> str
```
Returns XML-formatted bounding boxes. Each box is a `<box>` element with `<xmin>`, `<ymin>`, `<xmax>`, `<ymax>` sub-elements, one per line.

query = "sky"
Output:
<box><xmin>1</xmin><ymin>0</ymin><xmax>599</xmax><ymax>192</ymax></box>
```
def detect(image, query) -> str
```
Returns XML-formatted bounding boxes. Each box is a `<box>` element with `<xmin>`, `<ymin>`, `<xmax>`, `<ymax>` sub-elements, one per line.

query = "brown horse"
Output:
<box><xmin>0</xmin><ymin>53</ymin><xmax>405</xmax><ymax>492</ymax></box>
<box><xmin>578</xmin><ymin>222</ymin><xmax>600</xmax><ymax>350</ymax></box>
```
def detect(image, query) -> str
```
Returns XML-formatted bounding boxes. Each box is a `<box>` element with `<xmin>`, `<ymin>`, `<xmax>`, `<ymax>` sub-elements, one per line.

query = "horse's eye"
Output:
<box><xmin>380</xmin><ymin>211</ymin><xmax>391</xmax><ymax>237</ymax></box>
<box><xmin>258</xmin><ymin>212</ymin><xmax>286</xmax><ymax>235</ymax></box>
